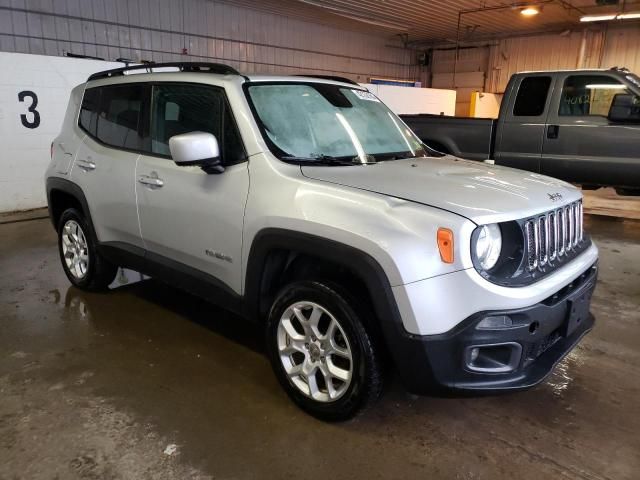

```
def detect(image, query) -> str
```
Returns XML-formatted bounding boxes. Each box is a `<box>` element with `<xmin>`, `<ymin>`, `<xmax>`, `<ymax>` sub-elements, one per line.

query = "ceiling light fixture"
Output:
<box><xmin>580</xmin><ymin>12</ymin><xmax>640</xmax><ymax>22</ymax></box>
<box><xmin>520</xmin><ymin>6</ymin><xmax>540</xmax><ymax>16</ymax></box>
<box><xmin>617</xmin><ymin>12</ymin><xmax>640</xmax><ymax>19</ymax></box>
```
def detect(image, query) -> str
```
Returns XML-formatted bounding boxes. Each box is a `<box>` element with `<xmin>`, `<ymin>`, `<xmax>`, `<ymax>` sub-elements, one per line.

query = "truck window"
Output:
<box><xmin>559</xmin><ymin>75</ymin><xmax>629</xmax><ymax>117</ymax></box>
<box><xmin>96</xmin><ymin>84</ymin><xmax>146</xmax><ymax>150</ymax></box>
<box><xmin>513</xmin><ymin>76</ymin><xmax>551</xmax><ymax>117</ymax></box>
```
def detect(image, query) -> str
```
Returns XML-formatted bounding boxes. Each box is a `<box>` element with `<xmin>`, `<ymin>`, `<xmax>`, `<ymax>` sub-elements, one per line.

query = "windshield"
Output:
<box><xmin>246</xmin><ymin>82</ymin><xmax>426</xmax><ymax>164</ymax></box>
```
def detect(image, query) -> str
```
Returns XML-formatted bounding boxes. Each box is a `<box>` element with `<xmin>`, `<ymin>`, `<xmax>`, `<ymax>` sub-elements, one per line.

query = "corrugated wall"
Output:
<box><xmin>0</xmin><ymin>0</ymin><xmax>419</xmax><ymax>83</ymax></box>
<box><xmin>432</xmin><ymin>26</ymin><xmax>640</xmax><ymax>116</ymax></box>
<box><xmin>601</xmin><ymin>26</ymin><xmax>640</xmax><ymax>74</ymax></box>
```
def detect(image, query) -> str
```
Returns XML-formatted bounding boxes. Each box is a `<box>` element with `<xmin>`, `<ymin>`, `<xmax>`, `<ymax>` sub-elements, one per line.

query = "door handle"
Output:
<box><xmin>138</xmin><ymin>175</ymin><xmax>164</xmax><ymax>188</ymax></box>
<box><xmin>547</xmin><ymin>125</ymin><xmax>560</xmax><ymax>139</ymax></box>
<box><xmin>76</xmin><ymin>159</ymin><xmax>96</xmax><ymax>171</ymax></box>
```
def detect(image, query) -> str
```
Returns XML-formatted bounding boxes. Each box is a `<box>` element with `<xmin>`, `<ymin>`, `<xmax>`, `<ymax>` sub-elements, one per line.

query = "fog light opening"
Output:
<box><xmin>465</xmin><ymin>342</ymin><xmax>522</xmax><ymax>373</ymax></box>
<box><xmin>529</xmin><ymin>321</ymin><xmax>539</xmax><ymax>334</ymax></box>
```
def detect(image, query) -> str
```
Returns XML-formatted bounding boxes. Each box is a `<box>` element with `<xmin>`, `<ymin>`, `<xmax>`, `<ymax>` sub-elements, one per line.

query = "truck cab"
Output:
<box><xmin>403</xmin><ymin>68</ymin><xmax>640</xmax><ymax>195</ymax></box>
<box><xmin>497</xmin><ymin>68</ymin><xmax>640</xmax><ymax>194</ymax></box>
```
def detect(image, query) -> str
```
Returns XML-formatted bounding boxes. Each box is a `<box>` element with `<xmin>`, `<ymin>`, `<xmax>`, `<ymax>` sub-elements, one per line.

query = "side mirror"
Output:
<box><xmin>608</xmin><ymin>93</ymin><xmax>640</xmax><ymax>123</ymax></box>
<box><xmin>169</xmin><ymin>132</ymin><xmax>224</xmax><ymax>174</ymax></box>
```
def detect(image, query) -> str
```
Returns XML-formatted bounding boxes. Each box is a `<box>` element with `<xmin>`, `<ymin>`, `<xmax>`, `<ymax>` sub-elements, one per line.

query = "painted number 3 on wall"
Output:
<box><xmin>18</xmin><ymin>91</ymin><xmax>40</xmax><ymax>129</ymax></box>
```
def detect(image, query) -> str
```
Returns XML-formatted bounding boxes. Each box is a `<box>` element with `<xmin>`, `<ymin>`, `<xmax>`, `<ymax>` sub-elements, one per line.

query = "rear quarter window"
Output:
<box><xmin>513</xmin><ymin>76</ymin><xmax>552</xmax><ymax>117</ymax></box>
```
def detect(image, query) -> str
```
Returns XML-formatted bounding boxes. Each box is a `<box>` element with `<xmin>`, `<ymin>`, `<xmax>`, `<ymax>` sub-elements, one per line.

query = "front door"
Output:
<box><xmin>136</xmin><ymin>83</ymin><xmax>249</xmax><ymax>294</ymax></box>
<box><xmin>541</xmin><ymin>73</ymin><xmax>640</xmax><ymax>187</ymax></box>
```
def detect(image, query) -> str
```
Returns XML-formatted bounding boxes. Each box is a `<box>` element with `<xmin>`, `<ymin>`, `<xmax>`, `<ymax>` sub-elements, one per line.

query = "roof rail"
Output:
<box><xmin>88</xmin><ymin>62</ymin><xmax>240</xmax><ymax>81</ymax></box>
<box><xmin>295</xmin><ymin>74</ymin><xmax>360</xmax><ymax>86</ymax></box>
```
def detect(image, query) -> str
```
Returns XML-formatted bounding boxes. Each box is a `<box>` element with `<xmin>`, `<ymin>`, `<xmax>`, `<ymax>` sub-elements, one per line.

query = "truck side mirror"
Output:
<box><xmin>608</xmin><ymin>93</ymin><xmax>640</xmax><ymax>123</ymax></box>
<box><xmin>169</xmin><ymin>131</ymin><xmax>225</xmax><ymax>174</ymax></box>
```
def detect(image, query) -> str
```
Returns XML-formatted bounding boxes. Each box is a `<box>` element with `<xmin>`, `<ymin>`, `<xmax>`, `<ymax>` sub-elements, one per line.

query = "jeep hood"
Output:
<box><xmin>300</xmin><ymin>156</ymin><xmax>582</xmax><ymax>224</ymax></box>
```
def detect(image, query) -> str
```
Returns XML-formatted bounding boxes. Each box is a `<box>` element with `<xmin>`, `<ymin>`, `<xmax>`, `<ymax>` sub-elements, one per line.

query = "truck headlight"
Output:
<box><xmin>474</xmin><ymin>224</ymin><xmax>502</xmax><ymax>271</ymax></box>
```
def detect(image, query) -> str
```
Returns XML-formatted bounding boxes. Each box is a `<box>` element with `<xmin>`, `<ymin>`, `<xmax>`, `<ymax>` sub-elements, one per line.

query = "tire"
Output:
<box><xmin>266</xmin><ymin>280</ymin><xmax>383</xmax><ymax>421</ymax></box>
<box><xmin>57</xmin><ymin>208</ymin><xmax>117</xmax><ymax>291</ymax></box>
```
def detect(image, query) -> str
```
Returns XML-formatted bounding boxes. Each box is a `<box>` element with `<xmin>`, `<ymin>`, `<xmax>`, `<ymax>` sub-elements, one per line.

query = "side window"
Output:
<box><xmin>513</xmin><ymin>76</ymin><xmax>552</xmax><ymax>117</ymax></box>
<box><xmin>151</xmin><ymin>84</ymin><xmax>223</xmax><ymax>156</ymax></box>
<box><xmin>559</xmin><ymin>75</ymin><xmax>629</xmax><ymax>117</ymax></box>
<box><xmin>96</xmin><ymin>84</ymin><xmax>146</xmax><ymax>150</ymax></box>
<box><xmin>79</xmin><ymin>88</ymin><xmax>100</xmax><ymax>136</ymax></box>
<box><xmin>151</xmin><ymin>84</ymin><xmax>245</xmax><ymax>165</ymax></box>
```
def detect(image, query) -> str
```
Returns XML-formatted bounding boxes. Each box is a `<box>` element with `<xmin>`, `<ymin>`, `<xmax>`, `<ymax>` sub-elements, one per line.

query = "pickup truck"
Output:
<box><xmin>401</xmin><ymin>68</ymin><xmax>640</xmax><ymax>195</ymax></box>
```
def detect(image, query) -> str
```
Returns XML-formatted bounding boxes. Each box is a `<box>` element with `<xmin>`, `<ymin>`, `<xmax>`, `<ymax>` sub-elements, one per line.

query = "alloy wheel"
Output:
<box><xmin>277</xmin><ymin>301</ymin><xmax>353</xmax><ymax>402</ymax></box>
<box><xmin>61</xmin><ymin>220</ymin><xmax>89</xmax><ymax>280</ymax></box>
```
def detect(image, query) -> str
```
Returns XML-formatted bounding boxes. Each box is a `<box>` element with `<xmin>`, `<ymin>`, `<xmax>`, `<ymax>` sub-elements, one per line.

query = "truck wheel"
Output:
<box><xmin>266</xmin><ymin>280</ymin><xmax>383</xmax><ymax>421</ymax></box>
<box><xmin>57</xmin><ymin>208</ymin><xmax>117</xmax><ymax>291</ymax></box>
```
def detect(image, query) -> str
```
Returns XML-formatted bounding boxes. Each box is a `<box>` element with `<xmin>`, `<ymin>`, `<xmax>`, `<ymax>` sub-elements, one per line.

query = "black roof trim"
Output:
<box><xmin>294</xmin><ymin>74</ymin><xmax>360</xmax><ymax>86</ymax></box>
<box><xmin>88</xmin><ymin>62</ymin><xmax>240</xmax><ymax>81</ymax></box>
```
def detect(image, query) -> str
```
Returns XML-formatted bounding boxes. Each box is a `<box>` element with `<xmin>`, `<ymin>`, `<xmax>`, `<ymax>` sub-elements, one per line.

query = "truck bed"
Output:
<box><xmin>400</xmin><ymin>114</ymin><xmax>496</xmax><ymax>161</ymax></box>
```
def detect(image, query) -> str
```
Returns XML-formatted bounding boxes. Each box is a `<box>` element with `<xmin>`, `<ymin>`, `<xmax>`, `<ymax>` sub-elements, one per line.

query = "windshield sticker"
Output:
<box><xmin>352</xmin><ymin>90</ymin><xmax>380</xmax><ymax>102</ymax></box>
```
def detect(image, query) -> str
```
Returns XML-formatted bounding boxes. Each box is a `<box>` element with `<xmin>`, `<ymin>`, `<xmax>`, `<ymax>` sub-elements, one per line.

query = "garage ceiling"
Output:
<box><xmin>224</xmin><ymin>0</ymin><xmax>640</xmax><ymax>46</ymax></box>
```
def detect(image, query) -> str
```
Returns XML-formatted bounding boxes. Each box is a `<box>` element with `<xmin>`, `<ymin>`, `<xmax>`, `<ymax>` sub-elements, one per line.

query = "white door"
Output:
<box><xmin>71</xmin><ymin>84</ymin><xmax>145</xmax><ymax>248</ymax></box>
<box><xmin>136</xmin><ymin>83</ymin><xmax>249</xmax><ymax>293</ymax></box>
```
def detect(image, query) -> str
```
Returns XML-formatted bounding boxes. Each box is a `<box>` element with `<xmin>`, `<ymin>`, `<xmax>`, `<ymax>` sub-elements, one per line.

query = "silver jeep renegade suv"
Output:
<box><xmin>46</xmin><ymin>63</ymin><xmax>599</xmax><ymax>421</ymax></box>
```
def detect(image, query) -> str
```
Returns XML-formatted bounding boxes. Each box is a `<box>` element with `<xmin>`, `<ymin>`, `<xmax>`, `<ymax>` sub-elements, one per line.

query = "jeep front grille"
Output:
<box><xmin>524</xmin><ymin>200</ymin><xmax>583</xmax><ymax>272</ymax></box>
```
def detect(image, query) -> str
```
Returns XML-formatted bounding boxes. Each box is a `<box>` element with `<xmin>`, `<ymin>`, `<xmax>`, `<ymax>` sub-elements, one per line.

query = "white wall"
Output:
<box><xmin>363</xmin><ymin>84</ymin><xmax>456</xmax><ymax>116</ymax></box>
<box><xmin>0</xmin><ymin>52</ymin><xmax>122</xmax><ymax>212</ymax></box>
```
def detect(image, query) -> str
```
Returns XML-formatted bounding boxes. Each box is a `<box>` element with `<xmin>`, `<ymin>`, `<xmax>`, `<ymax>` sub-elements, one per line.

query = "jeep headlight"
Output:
<box><xmin>474</xmin><ymin>224</ymin><xmax>502</xmax><ymax>271</ymax></box>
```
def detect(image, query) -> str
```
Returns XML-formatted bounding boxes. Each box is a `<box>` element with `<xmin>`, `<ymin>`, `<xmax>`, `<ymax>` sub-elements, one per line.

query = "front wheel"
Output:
<box><xmin>266</xmin><ymin>281</ymin><xmax>383</xmax><ymax>421</ymax></box>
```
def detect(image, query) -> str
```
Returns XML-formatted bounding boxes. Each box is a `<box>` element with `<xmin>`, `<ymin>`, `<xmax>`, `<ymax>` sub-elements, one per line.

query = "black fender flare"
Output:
<box><xmin>46</xmin><ymin>177</ymin><xmax>96</xmax><ymax>239</ymax></box>
<box><xmin>244</xmin><ymin>228</ymin><xmax>418</xmax><ymax>377</ymax></box>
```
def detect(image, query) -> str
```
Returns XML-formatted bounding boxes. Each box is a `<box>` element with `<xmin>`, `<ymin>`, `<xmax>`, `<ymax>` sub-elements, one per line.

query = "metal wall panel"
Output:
<box><xmin>601</xmin><ymin>26</ymin><xmax>640</xmax><ymax>74</ymax></box>
<box><xmin>0</xmin><ymin>0</ymin><xmax>419</xmax><ymax>82</ymax></box>
<box><xmin>431</xmin><ymin>27</ymin><xmax>638</xmax><ymax>115</ymax></box>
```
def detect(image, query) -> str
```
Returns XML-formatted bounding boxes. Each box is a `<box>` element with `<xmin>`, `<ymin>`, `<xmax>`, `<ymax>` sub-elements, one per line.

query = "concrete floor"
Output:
<box><xmin>1</xmin><ymin>216</ymin><xmax>639</xmax><ymax>480</ymax></box>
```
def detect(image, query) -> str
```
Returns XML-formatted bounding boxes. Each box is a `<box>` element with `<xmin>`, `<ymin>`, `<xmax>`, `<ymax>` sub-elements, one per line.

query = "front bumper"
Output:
<box><xmin>386</xmin><ymin>262</ymin><xmax>598</xmax><ymax>394</ymax></box>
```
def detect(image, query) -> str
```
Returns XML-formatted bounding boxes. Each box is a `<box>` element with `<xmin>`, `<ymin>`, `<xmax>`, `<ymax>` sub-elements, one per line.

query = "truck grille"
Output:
<box><xmin>524</xmin><ymin>201</ymin><xmax>583</xmax><ymax>272</ymax></box>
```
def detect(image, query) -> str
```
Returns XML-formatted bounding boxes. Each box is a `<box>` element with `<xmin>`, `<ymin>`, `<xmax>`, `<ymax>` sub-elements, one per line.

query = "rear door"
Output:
<box><xmin>494</xmin><ymin>74</ymin><xmax>554</xmax><ymax>172</ymax></box>
<box><xmin>541</xmin><ymin>73</ymin><xmax>640</xmax><ymax>187</ymax></box>
<box><xmin>71</xmin><ymin>83</ymin><xmax>147</xmax><ymax>248</ymax></box>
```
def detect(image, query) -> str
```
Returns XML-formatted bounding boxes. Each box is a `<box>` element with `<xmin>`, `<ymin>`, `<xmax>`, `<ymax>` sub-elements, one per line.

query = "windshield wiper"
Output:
<box><xmin>281</xmin><ymin>154</ymin><xmax>372</xmax><ymax>166</ymax></box>
<box><xmin>372</xmin><ymin>150</ymin><xmax>429</xmax><ymax>161</ymax></box>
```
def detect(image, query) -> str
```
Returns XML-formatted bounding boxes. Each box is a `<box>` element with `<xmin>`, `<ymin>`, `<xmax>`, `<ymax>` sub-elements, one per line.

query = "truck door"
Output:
<box><xmin>494</xmin><ymin>74</ymin><xmax>554</xmax><ymax>173</ymax></box>
<box><xmin>541</xmin><ymin>72</ymin><xmax>640</xmax><ymax>188</ymax></box>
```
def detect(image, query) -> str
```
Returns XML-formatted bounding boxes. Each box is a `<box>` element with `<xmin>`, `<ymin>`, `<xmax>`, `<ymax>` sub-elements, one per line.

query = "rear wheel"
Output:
<box><xmin>57</xmin><ymin>208</ymin><xmax>117</xmax><ymax>291</ymax></box>
<box><xmin>266</xmin><ymin>280</ymin><xmax>383</xmax><ymax>421</ymax></box>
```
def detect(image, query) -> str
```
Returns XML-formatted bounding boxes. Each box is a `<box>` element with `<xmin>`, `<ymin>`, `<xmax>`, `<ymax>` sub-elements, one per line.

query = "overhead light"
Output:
<box><xmin>580</xmin><ymin>12</ymin><xmax>640</xmax><ymax>22</ymax></box>
<box><xmin>585</xmin><ymin>84</ymin><xmax>626</xmax><ymax>89</ymax></box>
<box><xmin>520</xmin><ymin>6</ymin><xmax>540</xmax><ymax>16</ymax></box>
<box><xmin>580</xmin><ymin>14</ymin><xmax>617</xmax><ymax>22</ymax></box>
<box><xmin>617</xmin><ymin>12</ymin><xmax>640</xmax><ymax>19</ymax></box>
